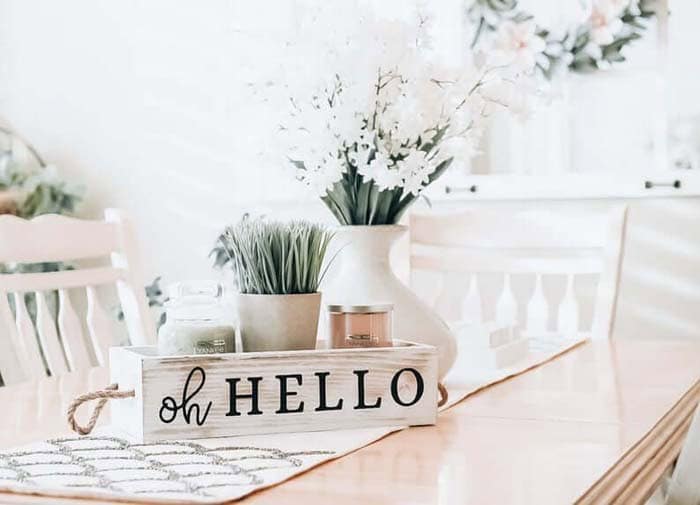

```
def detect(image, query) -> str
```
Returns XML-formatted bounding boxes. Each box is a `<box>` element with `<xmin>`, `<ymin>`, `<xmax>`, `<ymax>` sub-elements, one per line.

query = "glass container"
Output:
<box><xmin>327</xmin><ymin>304</ymin><xmax>393</xmax><ymax>349</ymax></box>
<box><xmin>157</xmin><ymin>281</ymin><xmax>236</xmax><ymax>356</ymax></box>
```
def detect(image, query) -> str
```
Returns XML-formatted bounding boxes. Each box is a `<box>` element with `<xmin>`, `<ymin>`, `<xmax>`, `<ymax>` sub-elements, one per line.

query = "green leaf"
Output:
<box><xmin>355</xmin><ymin>179</ymin><xmax>372</xmax><ymax>224</ymax></box>
<box><xmin>216</xmin><ymin>219</ymin><xmax>335</xmax><ymax>295</ymax></box>
<box><xmin>428</xmin><ymin>157</ymin><xmax>454</xmax><ymax>184</ymax></box>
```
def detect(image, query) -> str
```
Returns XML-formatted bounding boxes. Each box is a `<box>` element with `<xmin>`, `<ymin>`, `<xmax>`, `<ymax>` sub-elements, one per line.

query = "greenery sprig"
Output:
<box><xmin>468</xmin><ymin>0</ymin><xmax>657</xmax><ymax>79</ymax></box>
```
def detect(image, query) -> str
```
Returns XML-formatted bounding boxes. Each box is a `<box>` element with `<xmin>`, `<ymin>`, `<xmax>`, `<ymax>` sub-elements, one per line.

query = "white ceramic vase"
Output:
<box><xmin>322</xmin><ymin>225</ymin><xmax>457</xmax><ymax>379</ymax></box>
<box><xmin>236</xmin><ymin>292</ymin><xmax>321</xmax><ymax>352</ymax></box>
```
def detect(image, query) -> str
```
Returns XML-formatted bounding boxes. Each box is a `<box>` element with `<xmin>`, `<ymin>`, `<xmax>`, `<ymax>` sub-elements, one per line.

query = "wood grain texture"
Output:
<box><xmin>105</xmin><ymin>209</ymin><xmax>156</xmax><ymax>346</ymax></box>
<box><xmin>666</xmin><ymin>402</ymin><xmax>700</xmax><ymax>505</ymax></box>
<box><xmin>577</xmin><ymin>380</ymin><xmax>700</xmax><ymax>504</ymax></box>
<box><xmin>0</xmin><ymin>214</ymin><xmax>120</xmax><ymax>263</ymax></box>
<box><xmin>0</xmin><ymin>339</ymin><xmax>697</xmax><ymax>504</ymax></box>
<box><xmin>13</xmin><ymin>293</ymin><xmax>45</xmax><ymax>379</ymax></box>
<box><xmin>110</xmin><ymin>342</ymin><xmax>438</xmax><ymax>442</ymax></box>
<box><xmin>35</xmin><ymin>291</ymin><xmax>68</xmax><ymax>376</ymax></box>
<box><xmin>86</xmin><ymin>286</ymin><xmax>112</xmax><ymax>367</ymax></box>
<box><xmin>0</xmin><ymin>293</ymin><xmax>28</xmax><ymax>385</ymax></box>
<box><xmin>57</xmin><ymin>289</ymin><xmax>91</xmax><ymax>371</ymax></box>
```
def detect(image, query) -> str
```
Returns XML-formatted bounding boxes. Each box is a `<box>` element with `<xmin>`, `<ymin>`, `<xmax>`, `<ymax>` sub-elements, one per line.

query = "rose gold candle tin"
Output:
<box><xmin>327</xmin><ymin>304</ymin><xmax>393</xmax><ymax>349</ymax></box>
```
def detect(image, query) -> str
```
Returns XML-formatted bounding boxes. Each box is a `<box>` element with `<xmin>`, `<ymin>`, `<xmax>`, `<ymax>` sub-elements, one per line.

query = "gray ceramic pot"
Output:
<box><xmin>235</xmin><ymin>292</ymin><xmax>321</xmax><ymax>352</ymax></box>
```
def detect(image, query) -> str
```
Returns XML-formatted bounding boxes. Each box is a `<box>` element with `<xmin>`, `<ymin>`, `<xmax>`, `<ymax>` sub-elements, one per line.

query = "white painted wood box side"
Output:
<box><xmin>109</xmin><ymin>347</ymin><xmax>144</xmax><ymax>441</ymax></box>
<box><xmin>135</xmin><ymin>343</ymin><xmax>437</xmax><ymax>442</ymax></box>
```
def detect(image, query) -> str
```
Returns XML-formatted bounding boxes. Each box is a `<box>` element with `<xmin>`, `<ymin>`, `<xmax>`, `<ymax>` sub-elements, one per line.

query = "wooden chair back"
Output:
<box><xmin>0</xmin><ymin>209</ymin><xmax>155</xmax><ymax>385</ymax></box>
<box><xmin>409</xmin><ymin>206</ymin><xmax>628</xmax><ymax>339</ymax></box>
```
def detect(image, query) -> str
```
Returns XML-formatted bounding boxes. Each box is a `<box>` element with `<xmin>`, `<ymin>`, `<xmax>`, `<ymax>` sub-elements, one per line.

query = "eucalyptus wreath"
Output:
<box><xmin>468</xmin><ymin>0</ymin><xmax>657</xmax><ymax>79</ymax></box>
<box><xmin>0</xmin><ymin>127</ymin><xmax>83</xmax><ymax>219</ymax></box>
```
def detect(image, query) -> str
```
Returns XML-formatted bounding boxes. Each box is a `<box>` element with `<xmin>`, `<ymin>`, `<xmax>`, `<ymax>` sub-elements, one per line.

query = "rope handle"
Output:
<box><xmin>67</xmin><ymin>383</ymin><xmax>135</xmax><ymax>436</ymax></box>
<box><xmin>438</xmin><ymin>382</ymin><xmax>448</xmax><ymax>408</ymax></box>
<box><xmin>67</xmin><ymin>382</ymin><xmax>448</xmax><ymax>435</ymax></box>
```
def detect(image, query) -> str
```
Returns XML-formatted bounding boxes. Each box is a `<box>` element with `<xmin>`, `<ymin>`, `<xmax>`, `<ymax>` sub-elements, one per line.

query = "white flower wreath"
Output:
<box><xmin>468</xmin><ymin>0</ymin><xmax>657</xmax><ymax>78</ymax></box>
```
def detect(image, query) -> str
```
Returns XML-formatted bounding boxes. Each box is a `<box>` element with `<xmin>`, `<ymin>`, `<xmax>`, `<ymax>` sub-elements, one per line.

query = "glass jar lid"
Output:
<box><xmin>165</xmin><ymin>281</ymin><xmax>227</xmax><ymax>322</ymax></box>
<box><xmin>326</xmin><ymin>304</ymin><xmax>393</xmax><ymax>314</ymax></box>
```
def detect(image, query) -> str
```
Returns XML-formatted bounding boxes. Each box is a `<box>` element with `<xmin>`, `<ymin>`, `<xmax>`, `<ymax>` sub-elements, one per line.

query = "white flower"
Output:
<box><xmin>489</xmin><ymin>20</ymin><xmax>546</xmax><ymax>72</ymax></box>
<box><xmin>397</xmin><ymin>150</ymin><xmax>433</xmax><ymax>195</ymax></box>
<box><xmin>301</xmin><ymin>158</ymin><xmax>345</xmax><ymax>197</ymax></box>
<box><xmin>374</xmin><ymin>168</ymin><xmax>403</xmax><ymax>192</ymax></box>
<box><xmin>356</xmin><ymin>148</ymin><xmax>402</xmax><ymax>191</ymax></box>
<box><xmin>583</xmin><ymin>41</ymin><xmax>603</xmax><ymax>60</ymax></box>
<box><xmin>608</xmin><ymin>0</ymin><xmax>636</xmax><ymax>15</ymax></box>
<box><xmin>359</xmin><ymin>149</ymin><xmax>390</xmax><ymax>179</ymax></box>
<box><xmin>440</xmin><ymin>134</ymin><xmax>482</xmax><ymax>164</ymax></box>
<box><xmin>348</xmin><ymin>141</ymin><xmax>373</xmax><ymax>168</ymax></box>
<box><xmin>384</xmin><ymin>93</ymin><xmax>424</xmax><ymax>141</ymax></box>
<box><xmin>589</xmin><ymin>1</ymin><xmax>624</xmax><ymax>45</ymax></box>
<box><xmin>276</xmin><ymin>3</ymin><xmax>535</xmax><ymax>204</ymax></box>
<box><xmin>479</xmin><ymin>78</ymin><xmax>536</xmax><ymax>120</ymax></box>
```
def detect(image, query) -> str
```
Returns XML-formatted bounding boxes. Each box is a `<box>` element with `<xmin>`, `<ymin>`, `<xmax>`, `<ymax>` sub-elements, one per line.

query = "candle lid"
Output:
<box><xmin>326</xmin><ymin>304</ymin><xmax>393</xmax><ymax>314</ymax></box>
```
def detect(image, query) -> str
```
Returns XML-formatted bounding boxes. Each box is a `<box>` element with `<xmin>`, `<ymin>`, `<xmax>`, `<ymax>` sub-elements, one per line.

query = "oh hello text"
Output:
<box><xmin>158</xmin><ymin>366</ymin><xmax>426</xmax><ymax>426</ymax></box>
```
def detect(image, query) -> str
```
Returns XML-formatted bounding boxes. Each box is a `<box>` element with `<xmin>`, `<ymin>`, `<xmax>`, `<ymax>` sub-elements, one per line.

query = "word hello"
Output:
<box><xmin>159</xmin><ymin>366</ymin><xmax>426</xmax><ymax>426</ymax></box>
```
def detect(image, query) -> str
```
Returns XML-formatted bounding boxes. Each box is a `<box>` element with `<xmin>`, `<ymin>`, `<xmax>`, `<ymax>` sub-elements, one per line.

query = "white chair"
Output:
<box><xmin>0</xmin><ymin>209</ymin><xmax>156</xmax><ymax>385</ymax></box>
<box><xmin>662</xmin><ymin>404</ymin><xmax>700</xmax><ymax>505</ymax></box>
<box><xmin>409</xmin><ymin>206</ymin><xmax>628</xmax><ymax>341</ymax></box>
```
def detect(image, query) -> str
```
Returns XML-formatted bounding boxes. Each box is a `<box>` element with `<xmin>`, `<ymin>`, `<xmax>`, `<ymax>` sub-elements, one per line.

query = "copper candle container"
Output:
<box><xmin>327</xmin><ymin>304</ymin><xmax>393</xmax><ymax>349</ymax></box>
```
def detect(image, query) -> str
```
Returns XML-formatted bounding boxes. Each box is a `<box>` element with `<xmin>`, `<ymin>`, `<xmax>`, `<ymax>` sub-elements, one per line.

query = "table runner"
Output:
<box><xmin>0</xmin><ymin>337</ymin><xmax>585</xmax><ymax>504</ymax></box>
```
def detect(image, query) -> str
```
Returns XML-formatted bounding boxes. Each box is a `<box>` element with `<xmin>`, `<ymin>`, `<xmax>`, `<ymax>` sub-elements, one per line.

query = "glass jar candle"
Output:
<box><xmin>158</xmin><ymin>281</ymin><xmax>236</xmax><ymax>356</ymax></box>
<box><xmin>327</xmin><ymin>304</ymin><xmax>393</xmax><ymax>349</ymax></box>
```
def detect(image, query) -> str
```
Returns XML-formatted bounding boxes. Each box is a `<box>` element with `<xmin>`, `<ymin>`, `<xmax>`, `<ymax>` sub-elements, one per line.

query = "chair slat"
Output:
<box><xmin>461</xmin><ymin>274</ymin><xmax>483</xmax><ymax>324</ymax></box>
<box><xmin>0</xmin><ymin>214</ymin><xmax>120</xmax><ymax>263</ymax></box>
<box><xmin>526</xmin><ymin>274</ymin><xmax>548</xmax><ymax>334</ymax></box>
<box><xmin>558</xmin><ymin>275</ymin><xmax>579</xmax><ymax>337</ymax></box>
<box><xmin>13</xmin><ymin>292</ymin><xmax>46</xmax><ymax>379</ymax></box>
<box><xmin>35</xmin><ymin>292</ymin><xmax>68</xmax><ymax>376</ymax></box>
<box><xmin>58</xmin><ymin>289</ymin><xmax>91</xmax><ymax>371</ymax></box>
<box><xmin>86</xmin><ymin>286</ymin><xmax>113</xmax><ymax>367</ymax></box>
<box><xmin>411</xmin><ymin>210</ymin><xmax>613</xmax><ymax>249</ymax></box>
<box><xmin>0</xmin><ymin>294</ymin><xmax>28</xmax><ymax>385</ymax></box>
<box><xmin>496</xmin><ymin>273</ymin><xmax>517</xmax><ymax>327</ymax></box>
<box><xmin>1</xmin><ymin>267</ymin><xmax>124</xmax><ymax>293</ymax></box>
<box><xmin>106</xmin><ymin>209</ymin><xmax>156</xmax><ymax>346</ymax></box>
<box><xmin>411</xmin><ymin>251</ymin><xmax>603</xmax><ymax>275</ymax></box>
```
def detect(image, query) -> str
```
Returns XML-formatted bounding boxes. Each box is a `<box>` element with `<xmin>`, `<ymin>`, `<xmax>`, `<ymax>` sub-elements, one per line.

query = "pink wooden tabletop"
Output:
<box><xmin>0</xmin><ymin>338</ymin><xmax>698</xmax><ymax>504</ymax></box>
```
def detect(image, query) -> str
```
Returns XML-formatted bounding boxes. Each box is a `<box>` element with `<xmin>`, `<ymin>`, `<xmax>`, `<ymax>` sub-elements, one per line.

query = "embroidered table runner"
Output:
<box><xmin>0</xmin><ymin>337</ymin><xmax>585</xmax><ymax>504</ymax></box>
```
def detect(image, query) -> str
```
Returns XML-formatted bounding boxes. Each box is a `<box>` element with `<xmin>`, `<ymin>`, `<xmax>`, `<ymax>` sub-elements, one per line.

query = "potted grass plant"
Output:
<box><xmin>216</xmin><ymin>217</ymin><xmax>334</xmax><ymax>352</ymax></box>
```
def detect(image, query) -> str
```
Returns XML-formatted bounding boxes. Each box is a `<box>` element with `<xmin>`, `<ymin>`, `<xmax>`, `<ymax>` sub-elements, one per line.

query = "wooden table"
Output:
<box><xmin>1</xmin><ymin>339</ymin><xmax>699</xmax><ymax>504</ymax></box>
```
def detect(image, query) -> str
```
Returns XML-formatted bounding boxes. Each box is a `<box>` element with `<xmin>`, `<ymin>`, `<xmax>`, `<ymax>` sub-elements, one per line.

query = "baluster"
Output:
<box><xmin>433</xmin><ymin>272</ymin><xmax>464</xmax><ymax>323</ymax></box>
<box><xmin>58</xmin><ymin>289</ymin><xmax>91</xmax><ymax>371</ymax></box>
<box><xmin>558</xmin><ymin>274</ymin><xmax>579</xmax><ymax>338</ymax></box>
<box><xmin>526</xmin><ymin>274</ymin><xmax>548</xmax><ymax>335</ymax></box>
<box><xmin>86</xmin><ymin>286</ymin><xmax>114</xmax><ymax>366</ymax></box>
<box><xmin>0</xmin><ymin>293</ymin><xmax>28</xmax><ymax>385</ymax></box>
<box><xmin>495</xmin><ymin>273</ymin><xmax>518</xmax><ymax>327</ymax></box>
<box><xmin>461</xmin><ymin>274</ymin><xmax>483</xmax><ymax>324</ymax></box>
<box><xmin>35</xmin><ymin>291</ymin><xmax>69</xmax><ymax>376</ymax></box>
<box><xmin>13</xmin><ymin>292</ymin><xmax>47</xmax><ymax>379</ymax></box>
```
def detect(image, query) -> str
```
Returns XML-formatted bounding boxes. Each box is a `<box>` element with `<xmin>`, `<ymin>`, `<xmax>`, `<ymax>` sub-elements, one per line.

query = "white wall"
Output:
<box><xmin>0</xmin><ymin>2</ymin><xmax>328</xmax><ymax>282</ymax></box>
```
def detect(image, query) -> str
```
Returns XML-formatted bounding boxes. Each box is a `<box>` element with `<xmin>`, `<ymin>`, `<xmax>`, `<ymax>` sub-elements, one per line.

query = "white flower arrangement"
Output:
<box><xmin>469</xmin><ymin>0</ymin><xmax>656</xmax><ymax>78</ymax></box>
<box><xmin>279</xmin><ymin>11</ymin><xmax>528</xmax><ymax>225</ymax></box>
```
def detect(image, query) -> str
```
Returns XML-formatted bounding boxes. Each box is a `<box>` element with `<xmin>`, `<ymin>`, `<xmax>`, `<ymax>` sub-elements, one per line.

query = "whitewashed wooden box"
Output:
<box><xmin>109</xmin><ymin>341</ymin><xmax>438</xmax><ymax>442</ymax></box>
